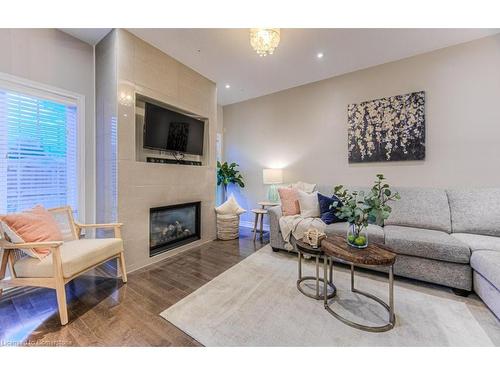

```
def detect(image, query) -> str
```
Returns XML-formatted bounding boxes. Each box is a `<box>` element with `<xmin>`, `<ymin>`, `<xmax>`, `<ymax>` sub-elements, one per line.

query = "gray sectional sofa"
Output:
<box><xmin>269</xmin><ymin>187</ymin><xmax>500</xmax><ymax>318</ymax></box>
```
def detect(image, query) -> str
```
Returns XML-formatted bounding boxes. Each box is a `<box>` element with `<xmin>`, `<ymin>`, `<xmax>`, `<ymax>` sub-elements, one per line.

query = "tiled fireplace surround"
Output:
<box><xmin>96</xmin><ymin>29</ymin><xmax>217</xmax><ymax>272</ymax></box>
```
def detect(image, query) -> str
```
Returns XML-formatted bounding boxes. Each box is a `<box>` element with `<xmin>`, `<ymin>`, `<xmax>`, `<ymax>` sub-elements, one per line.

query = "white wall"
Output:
<box><xmin>0</xmin><ymin>29</ymin><xmax>96</xmax><ymax>223</ymax></box>
<box><xmin>223</xmin><ymin>34</ymin><xmax>500</xmax><ymax>224</ymax></box>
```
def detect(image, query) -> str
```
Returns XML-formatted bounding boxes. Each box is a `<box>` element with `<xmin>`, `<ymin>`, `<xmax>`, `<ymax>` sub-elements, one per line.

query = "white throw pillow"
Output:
<box><xmin>215</xmin><ymin>195</ymin><xmax>246</xmax><ymax>215</ymax></box>
<box><xmin>0</xmin><ymin>221</ymin><xmax>40</xmax><ymax>259</ymax></box>
<box><xmin>297</xmin><ymin>191</ymin><xmax>320</xmax><ymax>218</ymax></box>
<box><xmin>290</xmin><ymin>181</ymin><xmax>317</xmax><ymax>194</ymax></box>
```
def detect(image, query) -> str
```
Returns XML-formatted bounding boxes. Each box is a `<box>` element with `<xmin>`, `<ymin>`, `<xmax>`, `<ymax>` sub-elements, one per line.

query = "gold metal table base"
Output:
<box><xmin>323</xmin><ymin>259</ymin><xmax>396</xmax><ymax>332</ymax></box>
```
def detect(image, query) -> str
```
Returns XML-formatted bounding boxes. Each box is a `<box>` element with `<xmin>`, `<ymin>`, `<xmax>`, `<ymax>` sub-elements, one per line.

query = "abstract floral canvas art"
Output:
<box><xmin>348</xmin><ymin>91</ymin><xmax>425</xmax><ymax>162</ymax></box>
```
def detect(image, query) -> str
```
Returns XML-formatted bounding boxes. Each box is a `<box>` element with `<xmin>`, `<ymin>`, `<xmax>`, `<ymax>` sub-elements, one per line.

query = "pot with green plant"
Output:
<box><xmin>217</xmin><ymin>161</ymin><xmax>245</xmax><ymax>202</ymax></box>
<box><xmin>331</xmin><ymin>174</ymin><xmax>400</xmax><ymax>249</ymax></box>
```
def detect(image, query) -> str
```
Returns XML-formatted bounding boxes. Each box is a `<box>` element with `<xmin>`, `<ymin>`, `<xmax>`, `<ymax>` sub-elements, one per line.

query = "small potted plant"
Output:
<box><xmin>217</xmin><ymin>161</ymin><xmax>245</xmax><ymax>202</ymax></box>
<box><xmin>332</xmin><ymin>174</ymin><xmax>400</xmax><ymax>249</ymax></box>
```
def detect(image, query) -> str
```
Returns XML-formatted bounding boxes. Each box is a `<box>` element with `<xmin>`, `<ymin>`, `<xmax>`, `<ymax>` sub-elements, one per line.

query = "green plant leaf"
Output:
<box><xmin>217</xmin><ymin>161</ymin><xmax>245</xmax><ymax>190</ymax></box>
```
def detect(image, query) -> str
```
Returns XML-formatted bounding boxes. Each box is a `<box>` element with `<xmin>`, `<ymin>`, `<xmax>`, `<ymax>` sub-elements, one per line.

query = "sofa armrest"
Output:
<box><xmin>268</xmin><ymin>205</ymin><xmax>289</xmax><ymax>250</ymax></box>
<box><xmin>268</xmin><ymin>205</ymin><xmax>282</xmax><ymax>229</ymax></box>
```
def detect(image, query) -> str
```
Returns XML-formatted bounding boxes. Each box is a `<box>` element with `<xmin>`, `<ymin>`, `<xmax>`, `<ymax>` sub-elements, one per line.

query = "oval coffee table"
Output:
<box><xmin>321</xmin><ymin>235</ymin><xmax>397</xmax><ymax>332</ymax></box>
<box><xmin>296</xmin><ymin>239</ymin><xmax>336</xmax><ymax>300</ymax></box>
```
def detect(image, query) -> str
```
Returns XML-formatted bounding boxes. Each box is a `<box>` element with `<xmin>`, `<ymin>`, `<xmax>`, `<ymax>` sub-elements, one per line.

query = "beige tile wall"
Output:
<box><xmin>97</xmin><ymin>29</ymin><xmax>217</xmax><ymax>272</ymax></box>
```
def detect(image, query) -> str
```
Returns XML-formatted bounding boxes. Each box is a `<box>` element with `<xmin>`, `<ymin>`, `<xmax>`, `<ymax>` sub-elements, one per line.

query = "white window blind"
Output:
<box><xmin>0</xmin><ymin>87</ymin><xmax>79</xmax><ymax>216</ymax></box>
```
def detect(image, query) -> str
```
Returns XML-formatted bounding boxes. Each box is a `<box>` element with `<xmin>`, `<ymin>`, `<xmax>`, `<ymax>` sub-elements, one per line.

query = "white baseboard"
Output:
<box><xmin>240</xmin><ymin>220</ymin><xmax>270</xmax><ymax>232</ymax></box>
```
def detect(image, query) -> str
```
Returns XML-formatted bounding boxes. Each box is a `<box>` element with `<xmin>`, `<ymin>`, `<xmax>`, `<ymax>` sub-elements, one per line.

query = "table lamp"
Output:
<box><xmin>263</xmin><ymin>168</ymin><xmax>283</xmax><ymax>202</ymax></box>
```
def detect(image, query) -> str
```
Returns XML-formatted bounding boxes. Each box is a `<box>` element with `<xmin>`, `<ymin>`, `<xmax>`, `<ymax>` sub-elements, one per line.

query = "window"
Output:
<box><xmin>0</xmin><ymin>74</ymin><xmax>84</xmax><ymax>218</ymax></box>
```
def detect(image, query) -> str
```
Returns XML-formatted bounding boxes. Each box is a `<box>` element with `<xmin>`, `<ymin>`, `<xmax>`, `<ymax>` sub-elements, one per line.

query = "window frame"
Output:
<box><xmin>0</xmin><ymin>72</ymin><xmax>86</xmax><ymax>220</ymax></box>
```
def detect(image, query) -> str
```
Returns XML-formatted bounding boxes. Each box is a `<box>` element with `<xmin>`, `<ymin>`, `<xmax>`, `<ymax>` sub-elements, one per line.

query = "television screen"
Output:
<box><xmin>143</xmin><ymin>102</ymin><xmax>204</xmax><ymax>155</ymax></box>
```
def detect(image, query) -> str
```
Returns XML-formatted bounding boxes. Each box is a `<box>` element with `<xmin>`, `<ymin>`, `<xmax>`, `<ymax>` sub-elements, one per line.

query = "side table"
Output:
<box><xmin>321</xmin><ymin>235</ymin><xmax>397</xmax><ymax>332</ymax></box>
<box><xmin>257</xmin><ymin>200</ymin><xmax>279</xmax><ymax>209</ymax></box>
<box><xmin>251</xmin><ymin>201</ymin><xmax>279</xmax><ymax>242</ymax></box>
<box><xmin>251</xmin><ymin>208</ymin><xmax>267</xmax><ymax>242</ymax></box>
<box><xmin>296</xmin><ymin>239</ymin><xmax>336</xmax><ymax>300</ymax></box>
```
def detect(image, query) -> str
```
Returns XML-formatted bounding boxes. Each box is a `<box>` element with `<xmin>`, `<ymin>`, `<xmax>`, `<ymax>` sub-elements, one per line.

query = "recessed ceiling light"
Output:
<box><xmin>225</xmin><ymin>84</ymin><xmax>231</xmax><ymax>89</ymax></box>
<box><xmin>317</xmin><ymin>52</ymin><xmax>324</xmax><ymax>59</ymax></box>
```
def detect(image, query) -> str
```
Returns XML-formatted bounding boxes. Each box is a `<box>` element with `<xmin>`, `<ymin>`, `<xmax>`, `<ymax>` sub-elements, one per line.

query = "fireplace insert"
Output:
<box><xmin>149</xmin><ymin>201</ymin><xmax>201</xmax><ymax>257</ymax></box>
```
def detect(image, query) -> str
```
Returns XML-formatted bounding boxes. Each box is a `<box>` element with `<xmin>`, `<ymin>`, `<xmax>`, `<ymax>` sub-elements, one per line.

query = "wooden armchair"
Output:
<box><xmin>0</xmin><ymin>206</ymin><xmax>127</xmax><ymax>325</ymax></box>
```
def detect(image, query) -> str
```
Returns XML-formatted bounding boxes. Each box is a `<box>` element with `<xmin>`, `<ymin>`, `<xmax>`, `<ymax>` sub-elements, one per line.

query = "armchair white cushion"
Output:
<box><xmin>14</xmin><ymin>238</ymin><xmax>124</xmax><ymax>278</ymax></box>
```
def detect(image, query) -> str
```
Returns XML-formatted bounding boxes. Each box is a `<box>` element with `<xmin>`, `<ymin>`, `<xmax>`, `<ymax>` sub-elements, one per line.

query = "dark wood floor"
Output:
<box><xmin>0</xmin><ymin>227</ymin><xmax>268</xmax><ymax>346</ymax></box>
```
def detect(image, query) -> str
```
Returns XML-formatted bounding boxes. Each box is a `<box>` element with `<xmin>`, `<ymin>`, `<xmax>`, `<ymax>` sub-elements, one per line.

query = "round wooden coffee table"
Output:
<box><xmin>321</xmin><ymin>235</ymin><xmax>397</xmax><ymax>332</ymax></box>
<box><xmin>296</xmin><ymin>240</ymin><xmax>336</xmax><ymax>300</ymax></box>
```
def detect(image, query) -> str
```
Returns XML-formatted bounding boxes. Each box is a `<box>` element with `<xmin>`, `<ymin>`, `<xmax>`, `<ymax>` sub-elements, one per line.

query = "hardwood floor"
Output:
<box><xmin>0</xmin><ymin>227</ymin><xmax>268</xmax><ymax>346</ymax></box>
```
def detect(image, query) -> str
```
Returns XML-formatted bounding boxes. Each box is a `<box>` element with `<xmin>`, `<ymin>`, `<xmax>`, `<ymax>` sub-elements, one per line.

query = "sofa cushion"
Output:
<box><xmin>471</xmin><ymin>251</ymin><xmax>500</xmax><ymax>290</ymax></box>
<box><xmin>324</xmin><ymin>222</ymin><xmax>385</xmax><ymax>244</ymax></box>
<box><xmin>14</xmin><ymin>238</ymin><xmax>123</xmax><ymax>279</ymax></box>
<box><xmin>289</xmin><ymin>181</ymin><xmax>317</xmax><ymax>193</ymax></box>
<box><xmin>278</xmin><ymin>188</ymin><xmax>300</xmax><ymax>216</ymax></box>
<box><xmin>447</xmin><ymin>188</ymin><xmax>500</xmax><ymax>237</ymax></box>
<box><xmin>297</xmin><ymin>190</ymin><xmax>320</xmax><ymax>218</ymax></box>
<box><xmin>384</xmin><ymin>225</ymin><xmax>470</xmax><ymax>264</ymax></box>
<box><xmin>317</xmin><ymin>193</ymin><xmax>344</xmax><ymax>224</ymax></box>
<box><xmin>451</xmin><ymin>233</ymin><xmax>500</xmax><ymax>253</ymax></box>
<box><xmin>384</xmin><ymin>187</ymin><xmax>451</xmax><ymax>233</ymax></box>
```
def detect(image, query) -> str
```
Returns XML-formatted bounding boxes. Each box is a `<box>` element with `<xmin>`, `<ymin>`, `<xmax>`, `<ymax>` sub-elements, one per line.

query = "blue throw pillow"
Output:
<box><xmin>317</xmin><ymin>193</ymin><xmax>345</xmax><ymax>225</ymax></box>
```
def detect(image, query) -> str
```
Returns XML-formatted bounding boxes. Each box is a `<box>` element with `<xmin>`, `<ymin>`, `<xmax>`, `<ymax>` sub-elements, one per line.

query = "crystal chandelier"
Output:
<box><xmin>249</xmin><ymin>28</ymin><xmax>280</xmax><ymax>56</ymax></box>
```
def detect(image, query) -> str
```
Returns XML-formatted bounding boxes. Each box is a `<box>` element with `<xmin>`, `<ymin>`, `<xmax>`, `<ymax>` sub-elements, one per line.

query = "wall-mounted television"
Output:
<box><xmin>143</xmin><ymin>102</ymin><xmax>205</xmax><ymax>155</ymax></box>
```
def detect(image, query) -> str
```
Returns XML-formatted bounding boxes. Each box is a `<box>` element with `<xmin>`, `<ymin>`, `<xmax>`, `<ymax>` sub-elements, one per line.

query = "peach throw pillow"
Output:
<box><xmin>1</xmin><ymin>205</ymin><xmax>63</xmax><ymax>259</ymax></box>
<box><xmin>278</xmin><ymin>187</ymin><xmax>300</xmax><ymax>216</ymax></box>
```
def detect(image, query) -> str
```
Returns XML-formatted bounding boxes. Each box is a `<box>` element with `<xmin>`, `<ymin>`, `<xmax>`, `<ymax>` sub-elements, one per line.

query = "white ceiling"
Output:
<box><xmin>60</xmin><ymin>28</ymin><xmax>111</xmax><ymax>45</ymax></box>
<box><xmin>61</xmin><ymin>28</ymin><xmax>499</xmax><ymax>106</ymax></box>
<box><xmin>128</xmin><ymin>29</ymin><xmax>499</xmax><ymax>105</ymax></box>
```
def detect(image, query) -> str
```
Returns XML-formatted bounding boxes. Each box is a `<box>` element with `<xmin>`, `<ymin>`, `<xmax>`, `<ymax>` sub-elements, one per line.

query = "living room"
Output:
<box><xmin>1</xmin><ymin>0</ymin><xmax>499</xmax><ymax>373</ymax></box>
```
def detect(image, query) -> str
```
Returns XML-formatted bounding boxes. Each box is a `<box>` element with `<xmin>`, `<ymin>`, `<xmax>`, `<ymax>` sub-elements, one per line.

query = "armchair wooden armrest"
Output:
<box><xmin>0</xmin><ymin>239</ymin><xmax>63</xmax><ymax>250</ymax></box>
<box><xmin>74</xmin><ymin>222</ymin><xmax>123</xmax><ymax>238</ymax></box>
<box><xmin>75</xmin><ymin>222</ymin><xmax>123</xmax><ymax>228</ymax></box>
<box><xmin>0</xmin><ymin>237</ymin><xmax>67</xmax><ymax>324</ymax></box>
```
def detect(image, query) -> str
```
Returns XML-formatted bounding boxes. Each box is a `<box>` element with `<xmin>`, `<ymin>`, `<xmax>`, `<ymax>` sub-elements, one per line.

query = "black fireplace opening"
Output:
<box><xmin>149</xmin><ymin>201</ymin><xmax>201</xmax><ymax>257</ymax></box>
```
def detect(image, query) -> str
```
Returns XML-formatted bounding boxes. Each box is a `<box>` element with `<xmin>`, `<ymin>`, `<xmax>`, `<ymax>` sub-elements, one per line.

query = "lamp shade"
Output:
<box><xmin>263</xmin><ymin>168</ymin><xmax>283</xmax><ymax>185</ymax></box>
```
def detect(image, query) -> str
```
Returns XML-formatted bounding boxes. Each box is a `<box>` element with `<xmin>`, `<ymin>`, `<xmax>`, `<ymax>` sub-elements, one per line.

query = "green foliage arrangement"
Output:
<box><xmin>217</xmin><ymin>161</ymin><xmax>245</xmax><ymax>200</ymax></box>
<box><xmin>332</xmin><ymin>174</ymin><xmax>400</xmax><ymax>246</ymax></box>
<box><xmin>365</xmin><ymin>174</ymin><xmax>401</xmax><ymax>225</ymax></box>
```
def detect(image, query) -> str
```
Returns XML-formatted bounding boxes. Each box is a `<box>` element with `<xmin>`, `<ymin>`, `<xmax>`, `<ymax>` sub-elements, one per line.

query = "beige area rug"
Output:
<box><xmin>160</xmin><ymin>245</ymin><xmax>494</xmax><ymax>346</ymax></box>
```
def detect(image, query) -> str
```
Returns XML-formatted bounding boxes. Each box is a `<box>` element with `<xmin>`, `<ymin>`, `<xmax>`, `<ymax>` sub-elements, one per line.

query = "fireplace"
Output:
<box><xmin>149</xmin><ymin>202</ymin><xmax>201</xmax><ymax>257</ymax></box>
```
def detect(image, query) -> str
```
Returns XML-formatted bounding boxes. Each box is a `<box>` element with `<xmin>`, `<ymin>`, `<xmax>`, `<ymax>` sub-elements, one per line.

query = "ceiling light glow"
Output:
<box><xmin>250</xmin><ymin>28</ymin><xmax>281</xmax><ymax>57</ymax></box>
